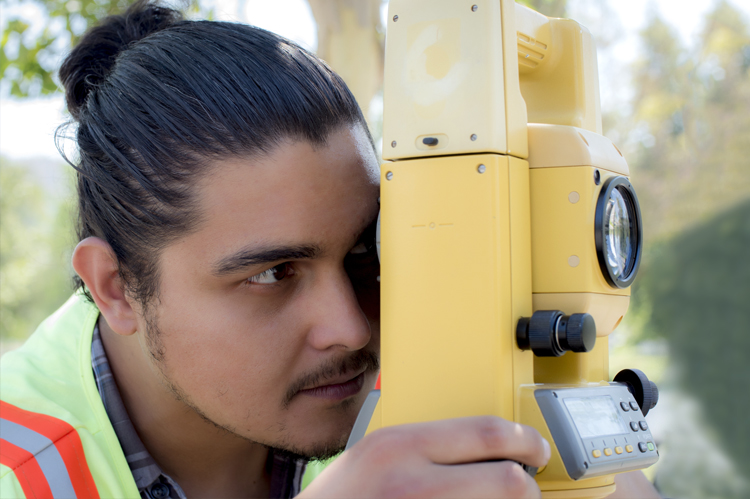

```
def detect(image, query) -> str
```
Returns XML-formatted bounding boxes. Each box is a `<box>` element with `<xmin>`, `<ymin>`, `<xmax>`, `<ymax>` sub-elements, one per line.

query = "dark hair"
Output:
<box><xmin>59</xmin><ymin>0</ymin><xmax>369</xmax><ymax>307</ymax></box>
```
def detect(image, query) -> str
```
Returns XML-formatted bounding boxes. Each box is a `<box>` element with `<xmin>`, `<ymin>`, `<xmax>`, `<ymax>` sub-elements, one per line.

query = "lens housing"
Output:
<box><xmin>594</xmin><ymin>176</ymin><xmax>643</xmax><ymax>289</ymax></box>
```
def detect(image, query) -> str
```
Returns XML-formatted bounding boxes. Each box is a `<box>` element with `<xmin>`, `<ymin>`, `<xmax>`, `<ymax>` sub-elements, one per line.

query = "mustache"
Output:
<box><xmin>283</xmin><ymin>349</ymin><xmax>380</xmax><ymax>407</ymax></box>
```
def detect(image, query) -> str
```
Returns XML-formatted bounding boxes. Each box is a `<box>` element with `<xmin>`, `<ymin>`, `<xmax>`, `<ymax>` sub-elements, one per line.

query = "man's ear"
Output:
<box><xmin>72</xmin><ymin>237</ymin><xmax>138</xmax><ymax>336</ymax></box>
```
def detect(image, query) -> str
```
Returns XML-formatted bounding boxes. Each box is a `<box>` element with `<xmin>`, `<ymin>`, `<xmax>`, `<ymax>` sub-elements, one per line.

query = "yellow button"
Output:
<box><xmin>592</xmin><ymin>450</ymin><xmax>602</xmax><ymax>458</ymax></box>
<box><xmin>615</xmin><ymin>446</ymin><xmax>623</xmax><ymax>454</ymax></box>
<box><xmin>604</xmin><ymin>448</ymin><xmax>613</xmax><ymax>456</ymax></box>
<box><xmin>625</xmin><ymin>445</ymin><xmax>634</xmax><ymax>453</ymax></box>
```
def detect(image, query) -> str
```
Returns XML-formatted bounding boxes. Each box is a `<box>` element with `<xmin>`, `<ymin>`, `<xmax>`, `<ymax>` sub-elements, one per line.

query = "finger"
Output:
<box><xmin>400</xmin><ymin>416</ymin><xmax>551</xmax><ymax>468</ymax></box>
<box><xmin>424</xmin><ymin>461</ymin><xmax>542</xmax><ymax>499</ymax></box>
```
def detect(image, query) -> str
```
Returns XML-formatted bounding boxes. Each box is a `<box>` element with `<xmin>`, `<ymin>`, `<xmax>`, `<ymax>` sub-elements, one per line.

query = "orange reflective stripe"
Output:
<box><xmin>54</xmin><ymin>431</ymin><xmax>99</xmax><ymax>498</ymax></box>
<box><xmin>0</xmin><ymin>438</ymin><xmax>53</xmax><ymax>499</ymax></box>
<box><xmin>0</xmin><ymin>402</ymin><xmax>99</xmax><ymax>499</ymax></box>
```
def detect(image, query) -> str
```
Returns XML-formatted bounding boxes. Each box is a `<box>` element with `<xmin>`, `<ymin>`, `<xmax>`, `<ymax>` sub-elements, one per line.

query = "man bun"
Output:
<box><xmin>59</xmin><ymin>0</ymin><xmax>182</xmax><ymax>120</ymax></box>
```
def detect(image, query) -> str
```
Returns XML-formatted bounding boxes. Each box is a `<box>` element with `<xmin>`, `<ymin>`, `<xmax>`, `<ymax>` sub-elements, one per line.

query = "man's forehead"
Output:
<box><xmin>170</xmin><ymin>125</ymin><xmax>380</xmax><ymax>273</ymax></box>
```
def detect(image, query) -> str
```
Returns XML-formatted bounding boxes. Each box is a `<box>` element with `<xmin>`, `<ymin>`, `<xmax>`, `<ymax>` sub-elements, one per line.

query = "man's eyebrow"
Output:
<box><xmin>212</xmin><ymin>244</ymin><xmax>321</xmax><ymax>277</ymax></box>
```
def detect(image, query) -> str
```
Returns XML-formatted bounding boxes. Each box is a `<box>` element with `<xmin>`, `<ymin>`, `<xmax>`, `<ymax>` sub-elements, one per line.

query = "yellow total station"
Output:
<box><xmin>353</xmin><ymin>1</ymin><xmax>660</xmax><ymax>498</ymax></box>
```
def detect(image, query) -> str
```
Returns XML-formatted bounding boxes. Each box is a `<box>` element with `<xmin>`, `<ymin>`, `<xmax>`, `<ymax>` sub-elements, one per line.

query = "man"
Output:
<box><xmin>0</xmin><ymin>2</ymin><xmax>659</xmax><ymax>498</ymax></box>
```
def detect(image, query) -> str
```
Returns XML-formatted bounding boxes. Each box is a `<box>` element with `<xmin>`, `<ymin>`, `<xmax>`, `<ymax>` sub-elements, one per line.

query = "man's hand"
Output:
<box><xmin>299</xmin><ymin>416</ymin><xmax>551</xmax><ymax>499</ymax></box>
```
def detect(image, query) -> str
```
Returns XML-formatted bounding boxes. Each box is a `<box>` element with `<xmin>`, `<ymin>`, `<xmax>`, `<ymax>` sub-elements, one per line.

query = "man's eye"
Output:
<box><xmin>349</xmin><ymin>242</ymin><xmax>369</xmax><ymax>255</ymax></box>
<box><xmin>247</xmin><ymin>263</ymin><xmax>294</xmax><ymax>284</ymax></box>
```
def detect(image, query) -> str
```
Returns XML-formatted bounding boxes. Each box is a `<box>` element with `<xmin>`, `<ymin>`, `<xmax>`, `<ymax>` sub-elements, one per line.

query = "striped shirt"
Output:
<box><xmin>91</xmin><ymin>326</ymin><xmax>307</xmax><ymax>498</ymax></box>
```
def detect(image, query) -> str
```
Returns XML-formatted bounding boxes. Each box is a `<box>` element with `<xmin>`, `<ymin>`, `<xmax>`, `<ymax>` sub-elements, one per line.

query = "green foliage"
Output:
<box><xmin>515</xmin><ymin>0</ymin><xmax>567</xmax><ymax>18</ymax></box>
<box><xmin>0</xmin><ymin>157</ymin><xmax>76</xmax><ymax>341</ymax></box>
<box><xmin>622</xmin><ymin>2</ymin><xmax>750</xmax><ymax>493</ymax></box>
<box><xmin>1</xmin><ymin>0</ymin><xmax>209</xmax><ymax>98</ymax></box>
<box><xmin>622</xmin><ymin>1</ymin><xmax>750</xmax><ymax>243</ymax></box>
<box><xmin>636</xmin><ymin>199</ymin><xmax>750</xmax><ymax>493</ymax></box>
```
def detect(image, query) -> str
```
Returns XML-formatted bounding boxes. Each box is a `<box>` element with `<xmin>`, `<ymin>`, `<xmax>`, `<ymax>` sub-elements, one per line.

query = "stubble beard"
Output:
<box><xmin>142</xmin><ymin>310</ymin><xmax>379</xmax><ymax>461</ymax></box>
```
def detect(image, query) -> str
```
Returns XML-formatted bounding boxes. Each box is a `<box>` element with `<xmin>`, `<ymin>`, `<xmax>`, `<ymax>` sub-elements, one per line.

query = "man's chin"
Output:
<box><xmin>267</xmin><ymin>433</ymin><xmax>348</xmax><ymax>461</ymax></box>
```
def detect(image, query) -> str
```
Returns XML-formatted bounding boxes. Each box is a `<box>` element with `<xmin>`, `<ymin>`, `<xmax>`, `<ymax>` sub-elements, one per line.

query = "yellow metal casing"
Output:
<box><xmin>372</xmin><ymin>1</ymin><xmax>647</xmax><ymax>497</ymax></box>
<box><xmin>380</xmin><ymin>154</ymin><xmax>533</xmax><ymax>425</ymax></box>
<box><xmin>515</xmin><ymin>5</ymin><xmax>602</xmax><ymax>133</ymax></box>
<box><xmin>382</xmin><ymin>0</ymin><xmax>528</xmax><ymax>160</ymax></box>
<box><xmin>528</xmin><ymin>124</ymin><xmax>632</xmax><ymax>338</ymax></box>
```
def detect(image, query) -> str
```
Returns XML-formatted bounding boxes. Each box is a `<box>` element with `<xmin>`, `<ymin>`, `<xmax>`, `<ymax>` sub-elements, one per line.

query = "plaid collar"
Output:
<box><xmin>91</xmin><ymin>325</ymin><xmax>307</xmax><ymax>498</ymax></box>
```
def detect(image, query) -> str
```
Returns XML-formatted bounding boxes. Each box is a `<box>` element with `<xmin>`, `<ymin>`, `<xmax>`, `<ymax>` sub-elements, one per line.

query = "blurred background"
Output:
<box><xmin>1</xmin><ymin>0</ymin><xmax>749</xmax><ymax>497</ymax></box>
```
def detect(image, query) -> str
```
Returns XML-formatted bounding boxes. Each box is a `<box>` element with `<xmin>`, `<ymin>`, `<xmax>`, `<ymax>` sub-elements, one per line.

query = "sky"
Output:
<box><xmin>1</xmin><ymin>0</ymin><xmax>749</xmax><ymax>162</ymax></box>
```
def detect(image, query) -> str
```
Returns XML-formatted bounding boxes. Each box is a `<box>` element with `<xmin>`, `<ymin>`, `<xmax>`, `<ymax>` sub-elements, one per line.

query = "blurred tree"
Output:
<box><xmin>636</xmin><ymin>198</ymin><xmax>750</xmax><ymax>496</ymax></box>
<box><xmin>2</xmin><ymin>0</ymin><xmax>134</xmax><ymax>96</ymax></box>
<box><xmin>521</xmin><ymin>0</ymin><xmax>566</xmax><ymax>18</ymax></box>
<box><xmin>1</xmin><ymin>0</ymin><xmax>207</xmax><ymax>97</ymax></box>
<box><xmin>0</xmin><ymin>157</ymin><xmax>76</xmax><ymax>343</ymax></box>
<box><xmin>307</xmin><ymin>0</ymin><xmax>384</xmax><ymax>128</ymax></box>
<box><xmin>625</xmin><ymin>1</ymin><xmax>750</xmax><ymax>243</ymax></box>
<box><xmin>623</xmin><ymin>1</ymin><xmax>750</xmax><ymax>494</ymax></box>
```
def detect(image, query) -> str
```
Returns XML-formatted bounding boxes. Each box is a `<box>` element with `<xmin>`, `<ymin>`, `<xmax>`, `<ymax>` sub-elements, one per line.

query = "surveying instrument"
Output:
<box><xmin>346</xmin><ymin>1</ymin><xmax>660</xmax><ymax>497</ymax></box>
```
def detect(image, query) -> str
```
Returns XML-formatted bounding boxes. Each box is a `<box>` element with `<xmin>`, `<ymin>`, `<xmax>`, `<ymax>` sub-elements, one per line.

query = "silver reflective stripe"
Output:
<box><xmin>345</xmin><ymin>389</ymin><xmax>381</xmax><ymax>450</ymax></box>
<box><xmin>0</xmin><ymin>418</ymin><xmax>78</xmax><ymax>499</ymax></box>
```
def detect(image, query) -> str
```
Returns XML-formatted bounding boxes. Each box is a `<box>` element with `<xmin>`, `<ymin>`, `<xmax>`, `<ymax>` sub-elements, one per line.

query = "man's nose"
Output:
<box><xmin>304</xmin><ymin>268</ymin><xmax>372</xmax><ymax>352</ymax></box>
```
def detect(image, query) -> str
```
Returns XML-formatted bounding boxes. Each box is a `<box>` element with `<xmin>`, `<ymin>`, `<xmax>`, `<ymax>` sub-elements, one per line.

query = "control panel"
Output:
<box><xmin>535</xmin><ymin>384</ymin><xmax>658</xmax><ymax>480</ymax></box>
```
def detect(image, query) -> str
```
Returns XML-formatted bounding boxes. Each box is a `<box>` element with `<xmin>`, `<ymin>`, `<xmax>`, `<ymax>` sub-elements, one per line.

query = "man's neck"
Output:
<box><xmin>98</xmin><ymin>316</ymin><xmax>271</xmax><ymax>499</ymax></box>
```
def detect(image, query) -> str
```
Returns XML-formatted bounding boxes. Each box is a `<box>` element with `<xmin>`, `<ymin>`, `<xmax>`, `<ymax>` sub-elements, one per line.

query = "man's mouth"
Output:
<box><xmin>297</xmin><ymin>370</ymin><xmax>367</xmax><ymax>401</ymax></box>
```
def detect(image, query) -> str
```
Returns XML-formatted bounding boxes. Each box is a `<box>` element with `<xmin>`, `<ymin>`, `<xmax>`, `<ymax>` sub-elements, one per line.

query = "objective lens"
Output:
<box><xmin>595</xmin><ymin>176</ymin><xmax>642</xmax><ymax>288</ymax></box>
<box><xmin>604</xmin><ymin>188</ymin><xmax>632</xmax><ymax>278</ymax></box>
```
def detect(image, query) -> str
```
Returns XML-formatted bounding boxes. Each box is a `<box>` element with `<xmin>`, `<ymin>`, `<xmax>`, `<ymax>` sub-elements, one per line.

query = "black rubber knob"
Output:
<box><xmin>613</xmin><ymin>369</ymin><xmax>659</xmax><ymax>416</ymax></box>
<box><xmin>559</xmin><ymin>313</ymin><xmax>597</xmax><ymax>353</ymax></box>
<box><xmin>528</xmin><ymin>310</ymin><xmax>564</xmax><ymax>357</ymax></box>
<box><xmin>516</xmin><ymin>311</ymin><xmax>597</xmax><ymax>357</ymax></box>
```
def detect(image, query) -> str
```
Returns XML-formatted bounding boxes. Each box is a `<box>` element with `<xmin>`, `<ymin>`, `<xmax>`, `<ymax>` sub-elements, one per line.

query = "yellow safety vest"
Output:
<box><xmin>0</xmin><ymin>294</ymin><xmax>331</xmax><ymax>498</ymax></box>
<box><xmin>0</xmin><ymin>294</ymin><xmax>138</xmax><ymax>498</ymax></box>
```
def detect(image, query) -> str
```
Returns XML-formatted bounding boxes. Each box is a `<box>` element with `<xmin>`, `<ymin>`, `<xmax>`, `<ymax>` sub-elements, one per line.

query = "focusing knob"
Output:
<box><xmin>559</xmin><ymin>313</ymin><xmax>597</xmax><ymax>353</ymax></box>
<box><xmin>528</xmin><ymin>310</ymin><xmax>564</xmax><ymax>356</ymax></box>
<box><xmin>517</xmin><ymin>311</ymin><xmax>597</xmax><ymax>357</ymax></box>
<box><xmin>613</xmin><ymin>369</ymin><xmax>659</xmax><ymax>416</ymax></box>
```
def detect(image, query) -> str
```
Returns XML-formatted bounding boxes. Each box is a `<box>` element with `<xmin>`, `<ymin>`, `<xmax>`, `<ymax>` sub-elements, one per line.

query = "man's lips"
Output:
<box><xmin>297</xmin><ymin>370</ymin><xmax>367</xmax><ymax>401</ymax></box>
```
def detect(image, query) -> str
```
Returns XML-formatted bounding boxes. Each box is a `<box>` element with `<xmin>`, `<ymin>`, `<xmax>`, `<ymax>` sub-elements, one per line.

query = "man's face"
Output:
<box><xmin>136</xmin><ymin>124</ymin><xmax>381</xmax><ymax>458</ymax></box>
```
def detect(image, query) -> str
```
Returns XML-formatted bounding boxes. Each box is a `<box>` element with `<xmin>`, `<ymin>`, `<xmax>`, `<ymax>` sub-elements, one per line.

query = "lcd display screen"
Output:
<box><xmin>563</xmin><ymin>396</ymin><xmax>628</xmax><ymax>438</ymax></box>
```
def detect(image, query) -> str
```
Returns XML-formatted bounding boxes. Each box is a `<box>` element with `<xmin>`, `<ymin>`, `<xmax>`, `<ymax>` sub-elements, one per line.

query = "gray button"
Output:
<box><xmin>151</xmin><ymin>483</ymin><xmax>169</xmax><ymax>499</ymax></box>
<box><xmin>638</xmin><ymin>442</ymin><xmax>648</xmax><ymax>453</ymax></box>
<box><xmin>620</xmin><ymin>402</ymin><xmax>630</xmax><ymax>411</ymax></box>
<box><xmin>630</xmin><ymin>421</ymin><xmax>639</xmax><ymax>431</ymax></box>
<box><xmin>630</xmin><ymin>401</ymin><xmax>640</xmax><ymax>411</ymax></box>
<box><xmin>639</xmin><ymin>421</ymin><xmax>648</xmax><ymax>431</ymax></box>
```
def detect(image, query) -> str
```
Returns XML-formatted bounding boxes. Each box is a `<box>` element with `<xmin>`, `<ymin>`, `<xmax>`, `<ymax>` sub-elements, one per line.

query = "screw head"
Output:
<box><xmin>391</xmin><ymin>140</ymin><xmax>397</xmax><ymax>148</ymax></box>
<box><xmin>393</xmin><ymin>15</ymin><xmax>398</xmax><ymax>22</ymax></box>
<box><xmin>470</xmin><ymin>134</ymin><xmax>478</xmax><ymax>141</ymax></box>
<box><xmin>477</xmin><ymin>164</ymin><xmax>486</xmax><ymax>173</ymax></box>
<box><xmin>471</xmin><ymin>4</ymin><xmax>478</xmax><ymax>12</ymax></box>
<box><xmin>386</xmin><ymin>171</ymin><xmax>394</xmax><ymax>180</ymax></box>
